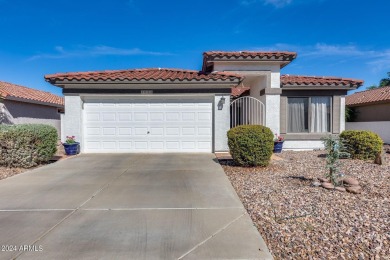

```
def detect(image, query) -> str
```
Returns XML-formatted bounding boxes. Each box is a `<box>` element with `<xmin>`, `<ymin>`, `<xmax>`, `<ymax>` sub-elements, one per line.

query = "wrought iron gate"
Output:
<box><xmin>230</xmin><ymin>96</ymin><xmax>265</xmax><ymax>128</ymax></box>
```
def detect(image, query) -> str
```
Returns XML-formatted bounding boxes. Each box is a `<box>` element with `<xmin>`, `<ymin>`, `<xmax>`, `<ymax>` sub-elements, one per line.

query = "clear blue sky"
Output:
<box><xmin>0</xmin><ymin>0</ymin><xmax>389</xmax><ymax>96</ymax></box>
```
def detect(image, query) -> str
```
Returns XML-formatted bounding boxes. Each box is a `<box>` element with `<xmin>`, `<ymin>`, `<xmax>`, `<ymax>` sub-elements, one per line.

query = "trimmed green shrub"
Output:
<box><xmin>227</xmin><ymin>125</ymin><xmax>274</xmax><ymax>167</ymax></box>
<box><xmin>0</xmin><ymin>124</ymin><xmax>58</xmax><ymax>168</ymax></box>
<box><xmin>340</xmin><ymin>130</ymin><xmax>383</xmax><ymax>160</ymax></box>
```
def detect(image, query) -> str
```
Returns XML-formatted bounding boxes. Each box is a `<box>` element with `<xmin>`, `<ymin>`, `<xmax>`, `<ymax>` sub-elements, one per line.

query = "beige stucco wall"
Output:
<box><xmin>0</xmin><ymin>99</ymin><xmax>61</xmax><ymax>136</ymax></box>
<box><xmin>346</xmin><ymin>121</ymin><xmax>390</xmax><ymax>143</ymax></box>
<box><xmin>352</xmin><ymin>103</ymin><xmax>390</xmax><ymax>122</ymax></box>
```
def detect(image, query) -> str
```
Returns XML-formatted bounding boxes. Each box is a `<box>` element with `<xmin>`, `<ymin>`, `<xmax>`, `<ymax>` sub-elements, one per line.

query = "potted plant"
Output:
<box><xmin>273</xmin><ymin>133</ymin><xmax>284</xmax><ymax>153</ymax></box>
<box><xmin>63</xmin><ymin>136</ymin><xmax>80</xmax><ymax>155</ymax></box>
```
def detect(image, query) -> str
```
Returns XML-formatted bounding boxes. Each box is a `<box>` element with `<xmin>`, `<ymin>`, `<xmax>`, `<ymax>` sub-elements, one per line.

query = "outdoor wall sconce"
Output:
<box><xmin>217</xmin><ymin>96</ymin><xmax>226</xmax><ymax>110</ymax></box>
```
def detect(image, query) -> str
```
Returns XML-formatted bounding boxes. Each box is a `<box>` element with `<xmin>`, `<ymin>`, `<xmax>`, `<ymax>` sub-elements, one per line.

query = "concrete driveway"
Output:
<box><xmin>0</xmin><ymin>154</ymin><xmax>272</xmax><ymax>259</ymax></box>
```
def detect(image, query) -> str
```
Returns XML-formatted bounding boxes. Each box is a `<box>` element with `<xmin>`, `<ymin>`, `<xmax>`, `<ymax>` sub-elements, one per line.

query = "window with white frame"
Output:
<box><xmin>287</xmin><ymin>97</ymin><xmax>331</xmax><ymax>133</ymax></box>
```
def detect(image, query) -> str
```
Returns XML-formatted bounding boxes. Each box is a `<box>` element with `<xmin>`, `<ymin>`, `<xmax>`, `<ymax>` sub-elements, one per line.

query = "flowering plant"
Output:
<box><xmin>274</xmin><ymin>133</ymin><xmax>284</xmax><ymax>142</ymax></box>
<box><xmin>65</xmin><ymin>136</ymin><xmax>77</xmax><ymax>144</ymax></box>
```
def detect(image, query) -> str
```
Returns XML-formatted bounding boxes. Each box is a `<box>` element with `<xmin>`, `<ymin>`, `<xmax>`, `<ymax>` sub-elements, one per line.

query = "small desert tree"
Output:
<box><xmin>321</xmin><ymin>135</ymin><xmax>350</xmax><ymax>185</ymax></box>
<box><xmin>367</xmin><ymin>72</ymin><xmax>390</xmax><ymax>89</ymax></box>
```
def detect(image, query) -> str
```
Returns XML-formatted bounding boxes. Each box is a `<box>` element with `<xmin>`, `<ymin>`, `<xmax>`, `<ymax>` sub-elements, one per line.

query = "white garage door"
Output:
<box><xmin>83</xmin><ymin>97</ymin><xmax>213</xmax><ymax>153</ymax></box>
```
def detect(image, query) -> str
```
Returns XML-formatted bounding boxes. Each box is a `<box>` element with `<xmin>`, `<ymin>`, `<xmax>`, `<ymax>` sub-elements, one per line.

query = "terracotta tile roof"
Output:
<box><xmin>203</xmin><ymin>51</ymin><xmax>297</xmax><ymax>71</ymax></box>
<box><xmin>0</xmin><ymin>81</ymin><xmax>64</xmax><ymax>107</ymax></box>
<box><xmin>45</xmin><ymin>68</ymin><xmax>243</xmax><ymax>84</ymax></box>
<box><xmin>346</xmin><ymin>86</ymin><xmax>390</xmax><ymax>106</ymax></box>
<box><xmin>204</xmin><ymin>51</ymin><xmax>297</xmax><ymax>60</ymax></box>
<box><xmin>231</xmin><ymin>87</ymin><xmax>250</xmax><ymax>97</ymax></box>
<box><xmin>281</xmin><ymin>75</ymin><xmax>363</xmax><ymax>88</ymax></box>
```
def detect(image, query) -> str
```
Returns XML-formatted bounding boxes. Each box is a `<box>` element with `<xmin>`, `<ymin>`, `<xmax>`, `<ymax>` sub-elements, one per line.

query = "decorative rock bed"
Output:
<box><xmin>221</xmin><ymin>150</ymin><xmax>390</xmax><ymax>259</ymax></box>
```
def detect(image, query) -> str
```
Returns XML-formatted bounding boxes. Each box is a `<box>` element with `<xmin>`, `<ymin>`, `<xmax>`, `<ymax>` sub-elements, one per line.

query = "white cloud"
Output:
<box><xmin>240</xmin><ymin>0</ymin><xmax>325</xmax><ymax>8</ymax></box>
<box><xmin>241</xmin><ymin>0</ymin><xmax>292</xmax><ymax>7</ymax></box>
<box><xmin>251</xmin><ymin>43</ymin><xmax>390</xmax><ymax>71</ymax></box>
<box><xmin>366</xmin><ymin>50</ymin><xmax>390</xmax><ymax>72</ymax></box>
<box><xmin>28</xmin><ymin>45</ymin><xmax>172</xmax><ymax>60</ymax></box>
<box><xmin>265</xmin><ymin>0</ymin><xmax>292</xmax><ymax>7</ymax></box>
<box><xmin>302</xmin><ymin>43</ymin><xmax>376</xmax><ymax>57</ymax></box>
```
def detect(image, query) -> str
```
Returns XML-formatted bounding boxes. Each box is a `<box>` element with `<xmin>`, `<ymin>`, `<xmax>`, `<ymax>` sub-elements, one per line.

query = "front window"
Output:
<box><xmin>288</xmin><ymin>97</ymin><xmax>331</xmax><ymax>133</ymax></box>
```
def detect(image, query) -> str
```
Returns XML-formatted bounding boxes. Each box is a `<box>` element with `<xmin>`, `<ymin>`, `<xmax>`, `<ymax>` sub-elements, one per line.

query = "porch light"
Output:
<box><xmin>218</xmin><ymin>96</ymin><xmax>226</xmax><ymax>110</ymax></box>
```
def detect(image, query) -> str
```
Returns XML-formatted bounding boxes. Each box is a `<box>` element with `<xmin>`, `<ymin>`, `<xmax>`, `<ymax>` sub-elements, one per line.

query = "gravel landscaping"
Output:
<box><xmin>221</xmin><ymin>149</ymin><xmax>390</xmax><ymax>259</ymax></box>
<box><xmin>0</xmin><ymin>166</ymin><xmax>26</xmax><ymax>180</ymax></box>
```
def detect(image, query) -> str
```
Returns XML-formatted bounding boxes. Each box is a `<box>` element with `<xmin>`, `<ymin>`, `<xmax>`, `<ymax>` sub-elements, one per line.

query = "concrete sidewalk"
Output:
<box><xmin>0</xmin><ymin>154</ymin><xmax>272</xmax><ymax>259</ymax></box>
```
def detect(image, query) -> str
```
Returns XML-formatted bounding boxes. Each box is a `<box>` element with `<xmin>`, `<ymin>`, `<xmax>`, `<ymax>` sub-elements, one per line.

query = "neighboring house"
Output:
<box><xmin>45</xmin><ymin>51</ymin><xmax>363</xmax><ymax>153</ymax></box>
<box><xmin>0</xmin><ymin>81</ymin><xmax>64</xmax><ymax>135</ymax></box>
<box><xmin>346</xmin><ymin>86</ymin><xmax>390</xmax><ymax>121</ymax></box>
<box><xmin>346</xmin><ymin>86</ymin><xmax>390</xmax><ymax>143</ymax></box>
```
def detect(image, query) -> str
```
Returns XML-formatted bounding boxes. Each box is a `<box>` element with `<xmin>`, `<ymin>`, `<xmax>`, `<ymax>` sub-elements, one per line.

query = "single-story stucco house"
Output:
<box><xmin>0</xmin><ymin>81</ymin><xmax>64</xmax><ymax>134</ymax></box>
<box><xmin>45</xmin><ymin>51</ymin><xmax>363</xmax><ymax>153</ymax></box>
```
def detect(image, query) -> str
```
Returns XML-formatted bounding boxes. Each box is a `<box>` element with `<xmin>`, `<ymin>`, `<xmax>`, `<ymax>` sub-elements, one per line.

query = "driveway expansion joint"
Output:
<box><xmin>82</xmin><ymin>207</ymin><xmax>244</xmax><ymax>211</ymax></box>
<box><xmin>177</xmin><ymin>212</ymin><xmax>246</xmax><ymax>259</ymax></box>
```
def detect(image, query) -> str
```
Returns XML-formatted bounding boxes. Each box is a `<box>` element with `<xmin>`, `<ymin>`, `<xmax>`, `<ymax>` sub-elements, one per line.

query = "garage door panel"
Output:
<box><xmin>102</xmin><ymin>128</ymin><xmax>116</xmax><ymax>136</ymax></box>
<box><xmin>83</xmin><ymin>98</ymin><xmax>212</xmax><ymax>153</ymax></box>
<box><xmin>150</xmin><ymin>141</ymin><xmax>164</xmax><ymax>149</ymax></box>
<box><xmin>86</xmin><ymin>127</ymin><xmax>101</xmax><ymax>136</ymax></box>
<box><xmin>166</xmin><ymin>112</ymin><xmax>180</xmax><ymax>121</ymax></box>
<box><xmin>134</xmin><ymin>127</ymin><xmax>148</xmax><ymax>136</ymax></box>
<box><xmin>119</xmin><ymin>142</ymin><xmax>132</xmax><ymax>149</ymax></box>
<box><xmin>182</xmin><ymin>142</ymin><xmax>196</xmax><ymax>149</ymax></box>
<box><xmin>150</xmin><ymin>127</ymin><xmax>164</xmax><ymax>136</ymax></box>
<box><xmin>118</xmin><ymin>128</ymin><xmax>132</xmax><ymax>136</ymax></box>
<box><xmin>166</xmin><ymin>127</ymin><xmax>180</xmax><ymax>135</ymax></box>
<box><xmin>102</xmin><ymin>141</ymin><xmax>116</xmax><ymax>149</ymax></box>
<box><xmin>198</xmin><ymin>112</ymin><xmax>212</xmax><ymax>121</ymax></box>
<box><xmin>182</xmin><ymin>127</ymin><xmax>196</xmax><ymax>135</ymax></box>
<box><xmin>198</xmin><ymin>142</ymin><xmax>212</xmax><ymax>150</ymax></box>
<box><xmin>150</xmin><ymin>112</ymin><xmax>164</xmax><ymax>121</ymax></box>
<box><xmin>198</xmin><ymin>127</ymin><xmax>212</xmax><ymax>135</ymax></box>
<box><xmin>85</xmin><ymin>113</ymin><xmax>100</xmax><ymax>122</ymax></box>
<box><xmin>102</xmin><ymin>113</ymin><xmax>116</xmax><ymax>121</ymax></box>
<box><xmin>165</xmin><ymin>141</ymin><xmax>179</xmax><ymax>149</ymax></box>
<box><xmin>134</xmin><ymin>112</ymin><xmax>148</xmax><ymax>121</ymax></box>
<box><xmin>118</xmin><ymin>112</ymin><xmax>132</xmax><ymax>121</ymax></box>
<box><xmin>182</xmin><ymin>112</ymin><xmax>196</xmax><ymax>121</ymax></box>
<box><xmin>134</xmin><ymin>141</ymin><xmax>148</xmax><ymax>149</ymax></box>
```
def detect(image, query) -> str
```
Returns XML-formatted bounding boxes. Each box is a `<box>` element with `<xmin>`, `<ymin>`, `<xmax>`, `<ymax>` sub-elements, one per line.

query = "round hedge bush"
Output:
<box><xmin>340</xmin><ymin>130</ymin><xmax>383</xmax><ymax>160</ymax></box>
<box><xmin>227</xmin><ymin>125</ymin><xmax>274</xmax><ymax>167</ymax></box>
<box><xmin>0</xmin><ymin>124</ymin><xmax>58</xmax><ymax>168</ymax></box>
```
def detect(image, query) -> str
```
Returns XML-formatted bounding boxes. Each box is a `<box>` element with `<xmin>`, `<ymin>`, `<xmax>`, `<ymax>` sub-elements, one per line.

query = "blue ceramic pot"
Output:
<box><xmin>63</xmin><ymin>142</ymin><xmax>80</xmax><ymax>155</ymax></box>
<box><xmin>273</xmin><ymin>141</ymin><xmax>284</xmax><ymax>153</ymax></box>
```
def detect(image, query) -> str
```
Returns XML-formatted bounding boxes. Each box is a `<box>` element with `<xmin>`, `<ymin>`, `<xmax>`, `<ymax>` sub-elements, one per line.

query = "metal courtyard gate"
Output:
<box><xmin>230</xmin><ymin>96</ymin><xmax>265</xmax><ymax>128</ymax></box>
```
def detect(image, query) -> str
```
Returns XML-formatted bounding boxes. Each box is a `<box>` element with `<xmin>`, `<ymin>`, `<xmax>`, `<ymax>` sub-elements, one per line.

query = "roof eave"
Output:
<box><xmin>281</xmin><ymin>84</ymin><xmax>361</xmax><ymax>90</ymax></box>
<box><xmin>202</xmin><ymin>58</ymin><xmax>296</xmax><ymax>72</ymax></box>
<box><xmin>4</xmin><ymin>96</ymin><xmax>64</xmax><ymax>108</ymax></box>
<box><xmin>346</xmin><ymin>100</ymin><xmax>390</xmax><ymax>107</ymax></box>
<box><xmin>46</xmin><ymin>78</ymin><xmax>242</xmax><ymax>88</ymax></box>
